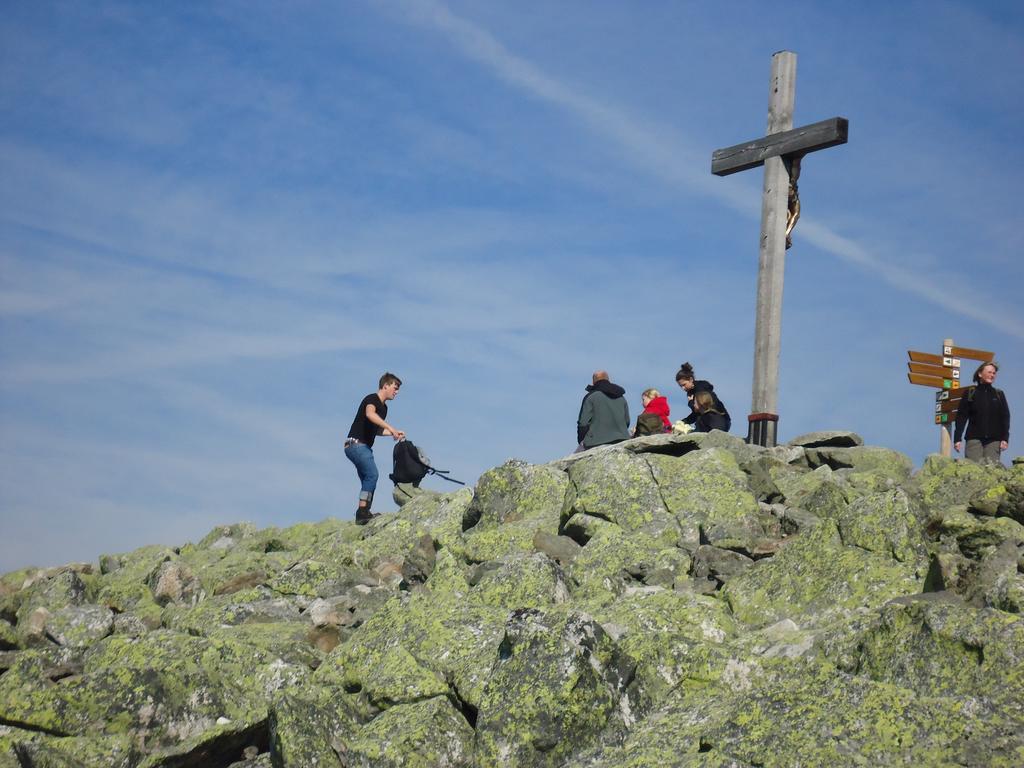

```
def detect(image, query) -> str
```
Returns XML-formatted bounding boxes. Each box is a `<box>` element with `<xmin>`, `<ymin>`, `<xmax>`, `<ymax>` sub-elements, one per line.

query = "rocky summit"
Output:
<box><xmin>2</xmin><ymin>431</ymin><xmax>1023</xmax><ymax>768</ymax></box>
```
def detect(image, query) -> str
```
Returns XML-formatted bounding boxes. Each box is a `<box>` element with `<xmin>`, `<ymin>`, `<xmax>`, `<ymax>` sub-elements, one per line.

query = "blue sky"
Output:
<box><xmin>2</xmin><ymin>0</ymin><xmax>1022</xmax><ymax>572</ymax></box>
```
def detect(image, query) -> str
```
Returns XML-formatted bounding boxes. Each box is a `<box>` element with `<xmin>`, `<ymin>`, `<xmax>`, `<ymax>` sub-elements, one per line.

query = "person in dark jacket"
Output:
<box><xmin>675</xmin><ymin>361</ymin><xmax>731</xmax><ymax>432</ymax></box>
<box><xmin>691</xmin><ymin>391</ymin><xmax>730</xmax><ymax>433</ymax></box>
<box><xmin>954</xmin><ymin>361</ymin><xmax>1010</xmax><ymax>464</ymax></box>
<box><xmin>577</xmin><ymin>371</ymin><xmax>630</xmax><ymax>450</ymax></box>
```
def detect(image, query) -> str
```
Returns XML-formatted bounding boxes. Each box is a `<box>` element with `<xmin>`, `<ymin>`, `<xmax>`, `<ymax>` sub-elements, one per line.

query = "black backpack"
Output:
<box><xmin>389</xmin><ymin>440</ymin><xmax>465</xmax><ymax>487</ymax></box>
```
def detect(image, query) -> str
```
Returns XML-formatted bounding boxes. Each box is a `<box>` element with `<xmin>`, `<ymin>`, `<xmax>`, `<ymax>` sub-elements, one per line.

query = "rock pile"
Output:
<box><xmin>1</xmin><ymin>431</ymin><xmax>1022</xmax><ymax>767</ymax></box>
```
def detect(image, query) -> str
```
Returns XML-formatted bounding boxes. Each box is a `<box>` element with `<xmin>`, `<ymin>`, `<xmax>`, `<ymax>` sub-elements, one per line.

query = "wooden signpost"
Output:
<box><xmin>711</xmin><ymin>51</ymin><xmax>849</xmax><ymax>447</ymax></box>
<box><xmin>907</xmin><ymin>338</ymin><xmax>994</xmax><ymax>456</ymax></box>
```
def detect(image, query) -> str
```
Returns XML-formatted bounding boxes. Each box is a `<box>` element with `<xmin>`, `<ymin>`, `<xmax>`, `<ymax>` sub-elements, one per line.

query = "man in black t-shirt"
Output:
<box><xmin>345</xmin><ymin>372</ymin><xmax>405</xmax><ymax>524</ymax></box>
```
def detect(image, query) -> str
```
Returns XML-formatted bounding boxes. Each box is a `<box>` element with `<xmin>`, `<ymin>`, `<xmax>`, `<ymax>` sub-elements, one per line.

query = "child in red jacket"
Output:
<box><xmin>634</xmin><ymin>388</ymin><xmax>672</xmax><ymax>436</ymax></box>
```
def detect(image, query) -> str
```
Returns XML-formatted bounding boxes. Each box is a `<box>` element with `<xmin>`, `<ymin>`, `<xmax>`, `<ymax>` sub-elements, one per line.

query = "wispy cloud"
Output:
<box><xmin>391</xmin><ymin>0</ymin><xmax>1024</xmax><ymax>341</ymax></box>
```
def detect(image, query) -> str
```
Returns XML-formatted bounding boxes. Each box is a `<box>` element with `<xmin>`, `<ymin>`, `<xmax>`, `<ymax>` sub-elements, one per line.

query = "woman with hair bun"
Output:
<box><xmin>675</xmin><ymin>361</ymin><xmax>731</xmax><ymax>432</ymax></box>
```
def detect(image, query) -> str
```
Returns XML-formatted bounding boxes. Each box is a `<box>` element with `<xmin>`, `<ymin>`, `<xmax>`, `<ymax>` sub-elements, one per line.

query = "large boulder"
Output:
<box><xmin>562</xmin><ymin>450</ymin><xmax>679</xmax><ymax>548</ymax></box>
<box><xmin>475</xmin><ymin>608</ymin><xmax>641</xmax><ymax>767</ymax></box>
<box><xmin>566</xmin><ymin>655</ymin><xmax>995</xmax><ymax>767</ymax></box>
<box><xmin>460</xmin><ymin>461</ymin><xmax>567</xmax><ymax>562</ymax></box>
<box><xmin>722</xmin><ymin>519</ymin><xmax>923</xmax><ymax>627</ymax></box>
<box><xmin>645</xmin><ymin>448</ymin><xmax>764</xmax><ymax>552</ymax></box>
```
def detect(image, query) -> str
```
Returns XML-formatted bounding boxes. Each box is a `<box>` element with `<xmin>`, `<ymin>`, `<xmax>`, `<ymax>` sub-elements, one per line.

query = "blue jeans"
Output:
<box><xmin>345</xmin><ymin>443</ymin><xmax>378</xmax><ymax>502</ymax></box>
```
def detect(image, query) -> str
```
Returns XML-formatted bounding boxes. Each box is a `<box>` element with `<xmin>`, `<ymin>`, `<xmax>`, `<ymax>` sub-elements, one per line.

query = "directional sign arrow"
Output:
<box><xmin>908</xmin><ymin>350</ymin><xmax>961</xmax><ymax>368</ymax></box>
<box><xmin>908</xmin><ymin>362</ymin><xmax>960</xmax><ymax>379</ymax></box>
<box><xmin>945</xmin><ymin>345</ymin><xmax>994</xmax><ymax>362</ymax></box>
<box><xmin>908</xmin><ymin>350</ymin><xmax>945</xmax><ymax>365</ymax></box>
<box><xmin>935</xmin><ymin>399</ymin><xmax>962</xmax><ymax>414</ymax></box>
<box><xmin>934</xmin><ymin>413</ymin><xmax>952</xmax><ymax>425</ymax></box>
<box><xmin>908</xmin><ymin>372</ymin><xmax>959</xmax><ymax>389</ymax></box>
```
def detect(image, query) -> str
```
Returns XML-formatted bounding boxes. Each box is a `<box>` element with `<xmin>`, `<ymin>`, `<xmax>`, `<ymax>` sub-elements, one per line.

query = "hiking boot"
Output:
<box><xmin>355</xmin><ymin>508</ymin><xmax>378</xmax><ymax>525</ymax></box>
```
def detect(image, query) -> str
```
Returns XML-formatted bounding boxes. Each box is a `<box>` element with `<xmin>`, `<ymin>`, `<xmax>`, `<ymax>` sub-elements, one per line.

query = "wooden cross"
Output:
<box><xmin>711</xmin><ymin>51</ymin><xmax>848</xmax><ymax>447</ymax></box>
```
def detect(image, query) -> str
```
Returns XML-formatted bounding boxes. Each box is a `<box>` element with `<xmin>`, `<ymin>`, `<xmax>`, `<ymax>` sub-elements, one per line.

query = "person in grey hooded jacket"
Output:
<box><xmin>577</xmin><ymin>370</ymin><xmax>630</xmax><ymax>450</ymax></box>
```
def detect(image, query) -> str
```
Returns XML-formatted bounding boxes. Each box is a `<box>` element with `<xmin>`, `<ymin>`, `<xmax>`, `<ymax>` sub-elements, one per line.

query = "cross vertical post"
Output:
<box><xmin>749</xmin><ymin>51</ymin><xmax>796</xmax><ymax>448</ymax></box>
<box><xmin>711</xmin><ymin>51</ymin><xmax>848</xmax><ymax>448</ymax></box>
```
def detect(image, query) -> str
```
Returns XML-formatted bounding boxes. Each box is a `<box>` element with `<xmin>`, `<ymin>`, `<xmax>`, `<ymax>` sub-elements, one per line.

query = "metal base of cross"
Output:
<box><xmin>747</xmin><ymin>413</ymin><xmax>779</xmax><ymax>448</ymax></box>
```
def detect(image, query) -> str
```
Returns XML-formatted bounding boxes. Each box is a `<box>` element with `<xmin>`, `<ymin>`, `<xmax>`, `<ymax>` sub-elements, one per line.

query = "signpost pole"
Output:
<box><xmin>940</xmin><ymin>338</ymin><xmax>954</xmax><ymax>458</ymax></box>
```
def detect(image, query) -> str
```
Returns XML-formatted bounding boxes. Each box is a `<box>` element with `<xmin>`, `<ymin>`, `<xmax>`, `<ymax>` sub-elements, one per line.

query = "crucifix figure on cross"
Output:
<box><xmin>711</xmin><ymin>50</ymin><xmax>848</xmax><ymax>448</ymax></box>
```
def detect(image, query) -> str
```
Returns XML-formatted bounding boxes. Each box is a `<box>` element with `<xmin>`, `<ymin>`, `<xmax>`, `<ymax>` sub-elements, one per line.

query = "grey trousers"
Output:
<box><xmin>965</xmin><ymin>439</ymin><xmax>1002</xmax><ymax>464</ymax></box>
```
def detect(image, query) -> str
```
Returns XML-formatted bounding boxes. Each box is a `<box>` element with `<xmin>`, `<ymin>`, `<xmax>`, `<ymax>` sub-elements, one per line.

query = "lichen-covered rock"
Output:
<box><xmin>475</xmin><ymin>608</ymin><xmax>640</xmax><ymax>768</ymax></box>
<box><xmin>567</xmin><ymin>525</ymin><xmax>687</xmax><ymax>607</ymax></box>
<box><xmin>0</xmin><ymin>619</ymin><xmax>18</xmax><ymax>650</ymax></box>
<box><xmin>336</xmin><ymin>695</ymin><xmax>474</xmax><ymax>768</ymax></box>
<box><xmin>531</xmin><ymin>530</ymin><xmax>582</xmax><ymax>565</ymax></box>
<box><xmin>4</xmin><ymin>436</ymin><xmax>1023</xmax><ymax>766</ymax></box>
<box><xmin>45</xmin><ymin>604</ymin><xmax>114</xmax><ymax>648</ymax></box>
<box><xmin>917</xmin><ymin>453</ymin><xmax>1009</xmax><ymax>513</ymax></box>
<box><xmin>268</xmin><ymin>684</ymin><xmax>365</xmax><ymax>768</ymax></box>
<box><xmin>722</xmin><ymin>519</ymin><xmax>922</xmax><ymax>627</ymax></box>
<box><xmin>569</xmin><ymin>655</ymin><xmax>1003</xmax><ymax>768</ymax></box>
<box><xmin>468</xmin><ymin>552</ymin><xmax>570</xmax><ymax>610</ymax></box>
<box><xmin>646</xmin><ymin>448</ymin><xmax>762</xmax><ymax>551</ymax></box>
<box><xmin>0</xmin><ymin>630</ymin><xmax>280</xmax><ymax>749</ymax></box>
<box><xmin>564</xmin><ymin>450</ymin><xmax>679</xmax><ymax>548</ymax></box>
<box><xmin>806</xmin><ymin>445</ymin><xmax>914</xmax><ymax>482</ymax></box>
<box><xmin>464</xmin><ymin>460</ymin><xmax>568</xmax><ymax>529</ymax></box>
<box><xmin>391</xmin><ymin>487</ymin><xmax>473</xmax><ymax>552</ymax></box>
<box><xmin>15</xmin><ymin>569</ymin><xmax>90</xmax><ymax>629</ymax></box>
<box><xmin>737</xmin><ymin>454</ymin><xmax>784</xmax><ymax>503</ymax></box>
<box><xmin>457</xmin><ymin>462</ymin><xmax>567</xmax><ymax>562</ymax></box>
<box><xmin>967</xmin><ymin>540</ymin><xmax>1024</xmax><ymax>612</ymax></box>
<box><xmin>835</xmin><ymin>488</ymin><xmax>927</xmax><ymax>564</ymax></box>
<box><xmin>787</xmin><ymin>430</ymin><xmax>863</xmax><ymax>448</ymax></box>
<box><xmin>691</xmin><ymin>545</ymin><xmax>754</xmax><ymax>585</ymax></box>
<box><xmin>588</xmin><ymin>587</ymin><xmax>737</xmax><ymax>703</ymax></box>
<box><xmin>956</xmin><ymin>516</ymin><xmax>1024</xmax><ymax>559</ymax></box>
<box><xmin>313</xmin><ymin>582</ymin><xmax>506</xmax><ymax>714</ymax></box>
<box><xmin>0</xmin><ymin>730</ymin><xmax>139</xmax><ymax>768</ymax></box>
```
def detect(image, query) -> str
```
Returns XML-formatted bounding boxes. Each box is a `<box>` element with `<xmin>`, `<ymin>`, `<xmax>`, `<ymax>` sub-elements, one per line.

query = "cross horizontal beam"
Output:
<box><xmin>712</xmin><ymin>117</ymin><xmax>849</xmax><ymax>176</ymax></box>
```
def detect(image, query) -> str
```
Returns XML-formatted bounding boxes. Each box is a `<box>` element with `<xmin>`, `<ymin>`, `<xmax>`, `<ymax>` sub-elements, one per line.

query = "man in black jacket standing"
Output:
<box><xmin>954</xmin><ymin>361</ymin><xmax>1010</xmax><ymax>464</ymax></box>
<box><xmin>577</xmin><ymin>370</ymin><xmax>630</xmax><ymax>450</ymax></box>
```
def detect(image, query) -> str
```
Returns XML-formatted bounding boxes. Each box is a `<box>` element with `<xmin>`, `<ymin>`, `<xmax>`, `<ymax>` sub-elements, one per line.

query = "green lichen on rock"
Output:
<box><xmin>722</xmin><ymin>519</ymin><xmax>922</xmax><ymax>627</ymax></box>
<box><xmin>0</xmin><ymin>629</ymin><xmax>280</xmax><ymax>747</ymax></box>
<box><xmin>564</xmin><ymin>450</ymin><xmax>677</xmax><ymax>547</ymax></box>
<box><xmin>468</xmin><ymin>552</ymin><xmax>570</xmax><ymax>610</ymax></box>
<box><xmin>588</xmin><ymin>586</ymin><xmax>736</xmax><ymax>703</ymax></box>
<box><xmin>917</xmin><ymin>454</ymin><xmax>1009</xmax><ymax>513</ymax></box>
<box><xmin>314</xmin><ymin>582</ymin><xmax>506</xmax><ymax>714</ymax></box>
<box><xmin>337</xmin><ymin>695</ymin><xmax>474</xmax><ymax>768</ymax></box>
<box><xmin>645</xmin><ymin>448</ymin><xmax>761</xmax><ymax>550</ymax></box>
<box><xmin>0</xmin><ymin>730</ymin><xmax>139</xmax><ymax>768</ymax></box>
<box><xmin>458</xmin><ymin>461</ymin><xmax>567</xmax><ymax>562</ymax></box>
<box><xmin>475</xmin><ymin>607</ymin><xmax>639</xmax><ymax>768</ymax></box>
<box><xmin>835</xmin><ymin>488</ymin><xmax>927</xmax><ymax>563</ymax></box>
<box><xmin>574</xmin><ymin>655</ymin><xmax>988</xmax><ymax>768</ymax></box>
<box><xmin>3</xmin><ymin>436</ymin><xmax>1023</xmax><ymax>765</ymax></box>
<box><xmin>772</xmin><ymin>464</ymin><xmax>848</xmax><ymax>519</ymax></box>
<box><xmin>566</xmin><ymin>525</ymin><xmax>684</xmax><ymax>608</ymax></box>
<box><xmin>806</xmin><ymin>445</ymin><xmax>914</xmax><ymax>482</ymax></box>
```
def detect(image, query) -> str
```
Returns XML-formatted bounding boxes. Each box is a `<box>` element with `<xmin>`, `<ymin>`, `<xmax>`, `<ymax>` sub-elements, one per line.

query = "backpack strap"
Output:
<box><xmin>427</xmin><ymin>467</ymin><xmax>466</xmax><ymax>485</ymax></box>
